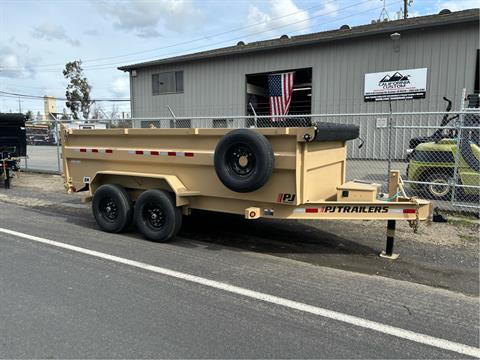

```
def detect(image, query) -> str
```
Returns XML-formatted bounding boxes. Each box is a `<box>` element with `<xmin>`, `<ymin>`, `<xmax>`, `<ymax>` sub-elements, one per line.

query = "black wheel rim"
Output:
<box><xmin>100</xmin><ymin>197</ymin><xmax>119</xmax><ymax>222</ymax></box>
<box><xmin>225</xmin><ymin>144</ymin><xmax>256</xmax><ymax>176</ymax></box>
<box><xmin>143</xmin><ymin>202</ymin><xmax>166</xmax><ymax>229</ymax></box>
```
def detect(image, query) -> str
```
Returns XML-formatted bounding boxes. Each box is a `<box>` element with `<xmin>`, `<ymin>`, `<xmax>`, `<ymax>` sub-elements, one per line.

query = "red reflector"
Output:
<box><xmin>168</xmin><ymin>152</ymin><xmax>176</xmax><ymax>156</ymax></box>
<box><xmin>185</xmin><ymin>152</ymin><xmax>194</xmax><ymax>157</ymax></box>
<box><xmin>135</xmin><ymin>150</ymin><xmax>144</xmax><ymax>155</ymax></box>
<box><xmin>92</xmin><ymin>149</ymin><xmax>99</xmax><ymax>153</ymax></box>
<box><xmin>151</xmin><ymin>151</ymin><xmax>159</xmax><ymax>156</ymax></box>
<box><xmin>106</xmin><ymin>149</ymin><xmax>113</xmax><ymax>154</ymax></box>
<box><xmin>305</xmin><ymin>208</ymin><xmax>318</xmax><ymax>213</ymax></box>
<box><xmin>80</xmin><ymin>148</ymin><xmax>87</xmax><ymax>153</ymax></box>
<box><xmin>403</xmin><ymin>209</ymin><xmax>416</xmax><ymax>214</ymax></box>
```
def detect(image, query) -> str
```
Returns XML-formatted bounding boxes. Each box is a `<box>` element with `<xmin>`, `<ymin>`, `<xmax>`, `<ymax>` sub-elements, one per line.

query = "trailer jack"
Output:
<box><xmin>379</xmin><ymin>220</ymin><xmax>399</xmax><ymax>259</ymax></box>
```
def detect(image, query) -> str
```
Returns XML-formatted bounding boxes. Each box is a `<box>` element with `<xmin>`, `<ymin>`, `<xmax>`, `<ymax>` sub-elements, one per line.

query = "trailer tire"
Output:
<box><xmin>214</xmin><ymin>129</ymin><xmax>274</xmax><ymax>193</ymax></box>
<box><xmin>92</xmin><ymin>184</ymin><xmax>133</xmax><ymax>233</ymax></box>
<box><xmin>134</xmin><ymin>189</ymin><xmax>182</xmax><ymax>242</ymax></box>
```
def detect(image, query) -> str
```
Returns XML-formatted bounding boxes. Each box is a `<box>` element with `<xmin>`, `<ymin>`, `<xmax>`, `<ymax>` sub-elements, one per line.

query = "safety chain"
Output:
<box><xmin>408</xmin><ymin>197</ymin><xmax>420</xmax><ymax>233</ymax></box>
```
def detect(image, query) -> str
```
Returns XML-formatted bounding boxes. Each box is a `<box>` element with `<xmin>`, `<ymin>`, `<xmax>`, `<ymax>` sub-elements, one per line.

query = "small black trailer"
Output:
<box><xmin>0</xmin><ymin>113</ymin><xmax>26</xmax><ymax>188</ymax></box>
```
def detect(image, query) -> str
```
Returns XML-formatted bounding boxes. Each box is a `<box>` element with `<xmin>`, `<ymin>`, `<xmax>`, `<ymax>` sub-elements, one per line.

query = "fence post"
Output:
<box><xmin>249</xmin><ymin>102</ymin><xmax>258</xmax><ymax>128</ymax></box>
<box><xmin>167</xmin><ymin>106</ymin><xmax>176</xmax><ymax>128</ymax></box>
<box><xmin>51</xmin><ymin>114</ymin><xmax>61</xmax><ymax>174</ymax></box>
<box><xmin>451</xmin><ymin>89</ymin><xmax>466</xmax><ymax>205</ymax></box>
<box><xmin>387</xmin><ymin>99</ymin><xmax>393</xmax><ymax>187</ymax></box>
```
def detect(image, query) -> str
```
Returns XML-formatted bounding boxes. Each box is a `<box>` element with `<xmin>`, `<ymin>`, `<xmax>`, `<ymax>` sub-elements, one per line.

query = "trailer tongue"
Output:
<box><xmin>62</xmin><ymin>123</ymin><xmax>432</xmax><ymax>258</ymax></box>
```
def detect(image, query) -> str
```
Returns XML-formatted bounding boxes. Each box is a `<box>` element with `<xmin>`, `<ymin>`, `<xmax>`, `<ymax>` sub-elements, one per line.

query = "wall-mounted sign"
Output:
<box><xmin>376</xmin><ymin>117</ymin><xmax>388</xmax><ymax>128</ymax></box>
<box><xmin>364</xmin><ymin>68</ymin><xmax>427</xmax><ymax>102</ymax></box>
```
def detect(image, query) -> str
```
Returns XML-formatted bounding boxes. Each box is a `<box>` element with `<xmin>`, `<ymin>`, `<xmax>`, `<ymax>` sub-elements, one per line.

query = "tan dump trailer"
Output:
<box><xmin>62</xmin><ymin>123</ymin><xmax>432</xmax><ymax>258</ymax></box>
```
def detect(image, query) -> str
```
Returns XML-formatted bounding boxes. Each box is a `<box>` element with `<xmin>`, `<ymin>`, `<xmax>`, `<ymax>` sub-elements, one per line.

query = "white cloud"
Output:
<box><xmin>0</xmin><ymin>39</ymin><xmax>39</xmax><ymax>79</ymax></box>
<box><xmin>436</xmin><ymin>0</ymin><xmax>479</xmax><ymax>12</ymax></box>
<box><xmin>246</xmin><ymin>0</ymin><xmax>310</xmax><ymax>37</ymax></box>
<box><xmin>95</xmin><ymin>0</ymin><xmax>203</xmax><ymax>37</ymax></box>
<box><xmin>84</xmin><ymin>29</ymin><xmax>99</xmax><ymax>36</ymax></box>
<box><xmin>110</xmin><ymin>77</ymin><xmax>129</xmax><ymax>97</ymax></box>
<box><xmin>314</xmin><ymin>2</ymin><xmax>339</xmax><ymax>17</ymax></box>
<box><xmin>32</xmin><ymin>23</ymin><xmax>81</xmax><ymax>47</ymax></box>
<box><xmin>136</xmin><ymin>28</ymin><xmax>163</xmax><ymax>39</ymax></box>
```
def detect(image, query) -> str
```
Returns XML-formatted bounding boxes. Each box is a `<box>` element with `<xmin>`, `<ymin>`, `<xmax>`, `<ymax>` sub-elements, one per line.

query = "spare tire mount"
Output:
<box><xmin>214</xmin><ymin>129</ymin><xmax>274</xmax><ymax>193</ymax></box>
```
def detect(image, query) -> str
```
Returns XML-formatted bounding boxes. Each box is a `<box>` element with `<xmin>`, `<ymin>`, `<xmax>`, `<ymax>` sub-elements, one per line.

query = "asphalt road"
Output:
<box><xmin>0</xmin><ymin>200</ymin><xmax>478</xmax><ymax>358</ymax></box>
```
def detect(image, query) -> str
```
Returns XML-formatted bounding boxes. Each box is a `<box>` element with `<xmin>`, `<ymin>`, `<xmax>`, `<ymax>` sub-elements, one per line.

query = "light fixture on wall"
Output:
<box><xmin>390</xmin><ymin>32</ymin><xmax>401</xmax><ymax>52</ymax></box>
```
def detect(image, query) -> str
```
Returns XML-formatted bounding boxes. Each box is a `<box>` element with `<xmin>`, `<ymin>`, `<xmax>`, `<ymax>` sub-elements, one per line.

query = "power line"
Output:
<box><xmin>0</xmin><ymin>0</ymin><xmax>335</xmax><ymax>70</ymax></box>
<box><xmin>0</xmin><ymin>90</ymin><xmax>129</xmax><ymax>102</ymax></box>
<box><xmin>25</xmin><ymin>0</ymin><xmax>388</xmax><ymax>73</ymax></box>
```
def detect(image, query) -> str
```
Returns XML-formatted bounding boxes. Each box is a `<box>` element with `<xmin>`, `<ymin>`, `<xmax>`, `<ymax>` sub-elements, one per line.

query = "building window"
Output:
<box><xmin>152</xmin><ymin>71</ymin><xmax>184</xmax><ymax>95</ymax></box>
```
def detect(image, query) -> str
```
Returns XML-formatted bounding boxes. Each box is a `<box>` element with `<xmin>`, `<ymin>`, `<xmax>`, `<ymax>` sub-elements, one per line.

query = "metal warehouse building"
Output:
<box><xmin>119</xmin><ymin>8</ymin><xmax>479</xmax><ymax>158</ymax></box>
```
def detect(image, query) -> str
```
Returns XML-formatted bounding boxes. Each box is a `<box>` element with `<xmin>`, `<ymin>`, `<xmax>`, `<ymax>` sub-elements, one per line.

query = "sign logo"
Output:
<box><xmin>364</xmin><ymin>68</ymin><xmax>427</xmax><ymax>102</ymax></box>
<box><xmin>277</xmin><ymin>193</ymin><xmax>296</xmax><ymax>203</ymax></box>
<box><xmin>378</xmin><ymin>72</ymin><xmax>410</xmax><ymax>89</ymax></box>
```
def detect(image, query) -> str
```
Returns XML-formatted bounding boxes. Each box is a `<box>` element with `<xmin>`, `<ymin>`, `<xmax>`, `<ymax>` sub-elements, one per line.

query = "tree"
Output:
<box><xmin>91</xmin><ymin>103</ymin><xmax>105</xmax><ymax>119</ymax></box>
<box><xmin>60</xmin><ymin>108</ymin><xmax>70</xmax><ymax>121</ymax></box>
<box><xmin>25</xmin><ymin>110</ymin><xmax>34</xmax><ymax>121</ymax></box>
<box><xmin>63</xmin><ymin>60</ymin><xmax>92</xmax><ymax>119</ymax></box>
<box><xmin>110</xmin><ymin>104</ymin><xmax>119</xmax><ymax>119</ymax></box>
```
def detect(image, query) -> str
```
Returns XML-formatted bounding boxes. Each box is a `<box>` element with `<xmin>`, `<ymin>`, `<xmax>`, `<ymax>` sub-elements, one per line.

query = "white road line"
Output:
<box><xmin>0</xmin><ymin>227</ymin><xmax>478</xmax><ymax>358</ymax></box>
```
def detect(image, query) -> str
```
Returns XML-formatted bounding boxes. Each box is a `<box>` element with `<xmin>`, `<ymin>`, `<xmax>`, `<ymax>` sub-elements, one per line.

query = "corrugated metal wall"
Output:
<box><xmin>129</xmin><ymin>21</ymin><xmax>478</xmax><ymax>158</ymax></box>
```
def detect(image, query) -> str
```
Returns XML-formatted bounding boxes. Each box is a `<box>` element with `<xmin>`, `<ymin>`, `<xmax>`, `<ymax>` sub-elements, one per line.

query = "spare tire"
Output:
<box><xmin>214</xmin><ymin>129</ymin><xmax>274</xmax><ymax>193</ymax></box>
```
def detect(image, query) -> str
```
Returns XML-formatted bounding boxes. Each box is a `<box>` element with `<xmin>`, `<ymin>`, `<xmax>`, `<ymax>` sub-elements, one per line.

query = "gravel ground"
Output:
<box><xmin>1</xmin><ymin>172</ymin><xmax>479</xmax><ymax>296</ymax></box>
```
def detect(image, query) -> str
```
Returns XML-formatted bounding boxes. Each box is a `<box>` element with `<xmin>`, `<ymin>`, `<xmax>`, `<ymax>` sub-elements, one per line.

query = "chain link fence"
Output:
<box><xmin>20</xmin><ymin>99</ymin><xmax>479</xmax><ymax>213</ymax></box>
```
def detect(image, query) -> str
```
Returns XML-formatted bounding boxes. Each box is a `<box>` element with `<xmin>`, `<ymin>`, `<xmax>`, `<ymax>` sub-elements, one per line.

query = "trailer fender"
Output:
<box><xmin>89</xmin><ymin>171</ymin><xmax>199</xmax><ymax>206</ymax></box>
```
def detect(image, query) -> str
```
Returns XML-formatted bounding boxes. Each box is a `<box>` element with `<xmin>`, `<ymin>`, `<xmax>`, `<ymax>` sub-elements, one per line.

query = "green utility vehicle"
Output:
<box><xmin>407</xmin><ymin>139</ymin><xmax>479</xmax><ymax>200</ymax></box>
<box><xmin>407</xmin><ymin>95</ymin><xmax>479</xmax><ymax>200</ymax></box>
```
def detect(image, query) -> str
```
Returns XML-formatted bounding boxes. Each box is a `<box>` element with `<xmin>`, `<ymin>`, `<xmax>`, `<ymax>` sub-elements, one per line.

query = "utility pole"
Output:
<box><xmin>404</xmin><ymin>0</ymin><xmax>408</xmax><ymax>19</ymax></box>
<box><xmin>17</xmin><ymin>98</ymin><xmax>23</xmax><ymax>114</ymax></box>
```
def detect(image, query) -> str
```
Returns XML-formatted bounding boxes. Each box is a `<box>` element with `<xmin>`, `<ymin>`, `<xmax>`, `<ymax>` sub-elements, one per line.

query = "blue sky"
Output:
<box><xmin>0</xmin><ymin>0</ymin><xmax>477</xmax><ymax>116</ymax></box>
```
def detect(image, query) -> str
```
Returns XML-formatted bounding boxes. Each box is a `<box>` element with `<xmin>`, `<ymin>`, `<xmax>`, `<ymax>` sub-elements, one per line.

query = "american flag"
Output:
<box><xmin>268</xmin><ymin>72</ymin><xmax>294</xmax><ymax>117</ymax></box>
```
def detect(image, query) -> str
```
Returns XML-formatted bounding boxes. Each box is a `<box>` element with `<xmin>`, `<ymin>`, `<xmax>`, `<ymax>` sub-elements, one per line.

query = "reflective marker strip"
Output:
<box><xmin>74</xmin><ymin>148</ymin><xmax>194</xmax><ymax>157</ymax></box>
<box><xmin>128</xmin><ymin>150</ymin><xmax>195</xmax><ymax>157</ymax></box>
<box><xmin>294</xmin><ymin>208</ymin><xmax>322</xmax><ymax>213</ymax></box>
<box><xmin>76</xmin><ymin>148</ymin><xmax>113</xmax><ymax>153</ymax></box>
<box><xmin>389</xmin><ymin>209</ymin><xmax>416</xmax><ymax>214</ymax></box>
